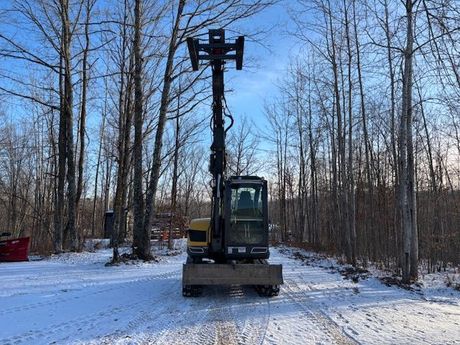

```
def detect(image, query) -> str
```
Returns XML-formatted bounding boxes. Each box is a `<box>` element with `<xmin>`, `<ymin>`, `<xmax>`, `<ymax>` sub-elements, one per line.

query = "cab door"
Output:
<box><xmin>224</xmin><ymin>179</ymin><xmax>269</xmax><ymax>259</ymax></box>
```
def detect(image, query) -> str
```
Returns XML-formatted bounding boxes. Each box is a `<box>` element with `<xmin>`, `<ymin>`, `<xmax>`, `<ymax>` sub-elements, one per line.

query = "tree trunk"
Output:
<box><xmin>75</xmin><ymin>0</ymin><xmax>92</xmax><ymax>234</ymax></box>
<box><xmin>169</xmin><ymin>110</ymin><xmax>180</xmax><ymax>250</ymax></box>
<box><xmin>399</xmin><ymin>0</ymin><xmax>418</xmax><ymax>283</ymax></box>
<box><xmin>344</xmin><ymin>0</ymin><xmax>356</xmax><ymax>265</ymax></box>
<box><xmin>54</xmin><ymin>54</ymin><xmax>65</xmax><ymax>254</ymax></box>
<box><xmin>326</xmin><ymin>0</ymin><xmax>346</xmax><ymax>257</ymax></box>
<box><xmin>60</xmin><ymin>0</ymin><xmax>77</xmax><ymax>251</ymax></box>
<box><xmin>142</xmin><ymin>0</ymin><xmax>186</xmax><ymax>257</ymax></box>
<box><xmin>132</xmin><ymin>0</ymin><xmax>147</xmax><ymax>258</ymax></box>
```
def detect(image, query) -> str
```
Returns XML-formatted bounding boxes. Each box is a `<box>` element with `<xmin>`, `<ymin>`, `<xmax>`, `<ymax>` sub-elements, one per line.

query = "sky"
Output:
<box><xmin>0</xmin><ymin>0</ymin><xmax>301</xmax><ymax>175</ymax></box>
<box><xmin>0</xmin><ymin>0</ymin><xmax>298</xmax><ymax>129</ymax></box>
<box><xmin>223</xmin><ymin>1</ymin><xmax>299</xmax><ymax>136</ymax></box>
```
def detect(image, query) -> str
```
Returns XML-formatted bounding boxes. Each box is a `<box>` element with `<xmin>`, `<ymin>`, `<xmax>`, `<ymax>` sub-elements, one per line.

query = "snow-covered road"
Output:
<box><xmin>1</xmin><ymin>247</ymin><xmax>459</xmax><ymax>345</ymax></box>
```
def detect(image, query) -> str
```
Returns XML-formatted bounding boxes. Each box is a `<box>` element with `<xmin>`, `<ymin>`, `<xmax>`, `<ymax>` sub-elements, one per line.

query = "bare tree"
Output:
<box><xmin>227</xmin><ymin>117</ymin><xmax>262</xmax><ymax>176</ymax></box>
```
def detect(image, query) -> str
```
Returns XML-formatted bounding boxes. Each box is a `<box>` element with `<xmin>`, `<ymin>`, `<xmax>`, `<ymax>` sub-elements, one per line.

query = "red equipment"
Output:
<box><xmin>0</xmin><ymin>236</ymin><xmax>30</xmax><ymax>262</ymax></box>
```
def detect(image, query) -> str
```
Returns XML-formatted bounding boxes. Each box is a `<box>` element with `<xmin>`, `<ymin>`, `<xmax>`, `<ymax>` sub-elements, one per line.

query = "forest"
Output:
<box><xmin>0</xmin><ymin>0</ymin><xmax>459</xmax><ymax>284</ymax></box>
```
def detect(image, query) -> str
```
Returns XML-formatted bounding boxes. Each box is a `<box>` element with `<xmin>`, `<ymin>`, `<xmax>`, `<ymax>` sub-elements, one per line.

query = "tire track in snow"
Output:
<box><xmin>210</xmin><ymin>286</ymin><xmax>239</xmax><ymax>345</ymax></box>
<box><xmin>86</xmin><ymin>271</ymin><xmax>184</xmax><ymax>344</ymax></box>
<box><xmin>0</xmin><ymin>269</ymin><xmax>181</xmax><ymax>345</ymax></box>
<box><xmin>149</xmin><ymin>285</ymin><xmax>271</xmax><ymax>345</ymax></box>
<box><xmin>0</xmin><ymin>268</ymin><xmax>181</xmax><ymax>317</ymax></box>
<box><xmin>202</xmin><ymin>285</ymin><xmax>272</xmax><ymax>345</ymax></box>
<box><xmin>149</xmin><ymin>295</ymin><xmax>218</xmax><ymax>345</ymax></box>
<box><xmin>3</xmin><ymin>304</ymin><xmax>130</xmax><ymax>345</ymax></box>
<box><xmin>282</xmin><ymin>277</ymin><xmax>359</xmax><ymax>345</ymax></box>
<box><xmin>145</xmin><ymin>286</ymin><xmax>233</xmax><ymax>345</ymax></box>
<box><xmin>230</xmin><ymin>286</ymin><xmax>271</xmax><ymax>345</ymax></box>
<box><xmin>90</xmin><ymin>271</ymin><xmax>225</xmax><ymax>345</ymax></box>
<box><xmin>268</xmin><ymin>247</ymin><xmax>359</xmax><ymax>345</ymax></box>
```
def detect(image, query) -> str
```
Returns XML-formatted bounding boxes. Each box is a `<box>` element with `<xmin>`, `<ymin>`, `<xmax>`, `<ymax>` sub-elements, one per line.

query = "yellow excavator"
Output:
<box><xmin>182</xmin><ymin>29</ymin><xmax>283</xmax><ymax>297</ymax></box>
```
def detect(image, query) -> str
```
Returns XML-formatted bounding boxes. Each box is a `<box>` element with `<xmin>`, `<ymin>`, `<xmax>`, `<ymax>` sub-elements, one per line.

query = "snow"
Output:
<box><xmin>1</xmin><ymin>245</ymin><xmax>459</xmax><ymax>345</ymax></box>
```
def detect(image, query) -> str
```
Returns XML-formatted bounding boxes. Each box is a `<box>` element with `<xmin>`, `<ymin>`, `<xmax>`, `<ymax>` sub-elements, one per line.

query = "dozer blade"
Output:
<box><xmin>182</xmin><ymin>263</ymin><xmax>283</xmax><ymax>286</ymax></box>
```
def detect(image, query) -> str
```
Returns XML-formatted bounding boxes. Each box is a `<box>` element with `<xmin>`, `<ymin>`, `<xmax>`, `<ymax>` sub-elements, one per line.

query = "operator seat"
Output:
<box><xmin>238</xmin><ymin>191</ymin><xmax>254</xmax><ymax>216</ymax></box>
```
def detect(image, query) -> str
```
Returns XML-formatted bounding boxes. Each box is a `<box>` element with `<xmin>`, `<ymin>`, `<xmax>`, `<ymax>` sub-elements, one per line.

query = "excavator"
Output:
<box><xmin>182</xmin><ymin>29</ymin><xmax>283</xmax><ymax>297</ymax></box>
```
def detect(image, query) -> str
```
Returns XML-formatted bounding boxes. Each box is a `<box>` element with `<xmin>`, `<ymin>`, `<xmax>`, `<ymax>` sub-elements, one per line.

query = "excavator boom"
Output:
<box><xmin>182</xmin><ymin>29</ymin><xmax>283</xmax><ymax>297</ymax></box>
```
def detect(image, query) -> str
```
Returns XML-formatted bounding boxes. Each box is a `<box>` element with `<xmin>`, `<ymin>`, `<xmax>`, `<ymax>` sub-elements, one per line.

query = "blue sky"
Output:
<box><xmin>223</xmin><ymin>1</ymin><xmax>298</xmax><ymax>132</ymax></box>
<box><xmin>0</xmin><ymin>0</ymin><xmax>297</xmax><ymax>124</ymax></box>
<box><xmin>0</xmin><ymin>0</ymin><xmax>299</xmax><ymax>162</ymax></box>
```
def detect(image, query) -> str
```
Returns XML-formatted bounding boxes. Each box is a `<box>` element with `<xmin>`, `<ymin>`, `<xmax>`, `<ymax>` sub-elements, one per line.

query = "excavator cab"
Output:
<box><xmin>224</xmin><ymin>176</ymin><xmax>269</xmax><ymax>260</ymax></box>
<box><xmin>183</xmin><ymin>175</ymin><xmax>282</xmax><ymax>297</ymax></box>
<box><xmin>186</xmin><ymin>176</ymin><xmax>269</xmax><ymax>261</ymax></box>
